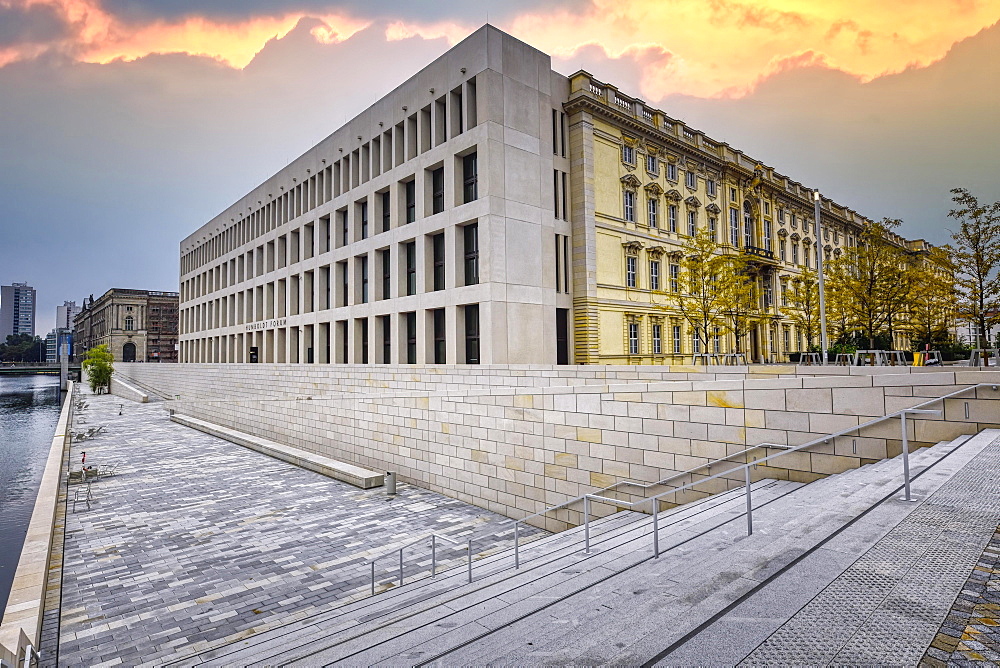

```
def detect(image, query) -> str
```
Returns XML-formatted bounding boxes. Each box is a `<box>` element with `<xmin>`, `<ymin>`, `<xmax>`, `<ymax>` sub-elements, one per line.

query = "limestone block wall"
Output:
<box><xmin>135</xmin><ymin>365</ymin><xmax>1000</xmax><ymax>530</ymax></box>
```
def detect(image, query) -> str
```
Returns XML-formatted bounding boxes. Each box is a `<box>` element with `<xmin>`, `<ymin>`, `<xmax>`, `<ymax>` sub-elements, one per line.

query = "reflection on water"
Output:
<box><xmin>0</xmin><ymin>375</ymin><xmax>60</xmax><ymax>613</ymax></box>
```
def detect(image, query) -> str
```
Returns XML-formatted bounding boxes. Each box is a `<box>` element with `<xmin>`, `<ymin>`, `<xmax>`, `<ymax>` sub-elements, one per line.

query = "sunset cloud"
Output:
<box><xmin>1</xmin><ymin>1</ymin><xmax>997</xmax><ymax>99</ymax></box>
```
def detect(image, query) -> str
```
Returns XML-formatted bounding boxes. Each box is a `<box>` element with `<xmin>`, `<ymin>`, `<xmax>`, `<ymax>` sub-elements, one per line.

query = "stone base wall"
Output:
<box><xmin>117</xmin><ymin>364</ymin><xmax>1000</xmax><ymax>530</ymax></box>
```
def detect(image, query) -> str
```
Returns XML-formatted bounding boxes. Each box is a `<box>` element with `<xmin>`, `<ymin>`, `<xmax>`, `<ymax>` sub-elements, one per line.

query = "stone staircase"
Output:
<box><xmin>168</xmin><ymin>430</ymin><xmax>996</xmax><ymax>666</ymax></box>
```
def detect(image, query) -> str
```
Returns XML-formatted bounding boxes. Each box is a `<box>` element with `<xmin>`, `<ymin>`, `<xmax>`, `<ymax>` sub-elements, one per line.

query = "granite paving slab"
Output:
<box><xmin>51</xmin><ymin>387</ymin><xmax>543</xmax><ymax>666</ymax></box>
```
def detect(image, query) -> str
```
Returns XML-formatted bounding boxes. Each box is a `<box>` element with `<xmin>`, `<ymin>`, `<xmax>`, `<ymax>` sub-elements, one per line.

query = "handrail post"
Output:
<box><xmin>431</xmin><ymin>535</ymin><xmax>437</xmax><ymax>576</ymax></box>
<box><xmin>651</xmin><ymin>497</ymin><xmax>660</xmax><ymax>558</ymax></box>
<box><xmin>901</xmin><ymin>410</ymin><xmax>912</xmax><ymax>502</ymax></box>
<box><xmin>514</xmin><ymin>523</ymin><xmax>520</xmax><ymax>570</ymax></box>
<box><xmin>371</xmin><ymin>561</ymin><xmax>375</xmax><ymax>596</ymax></box>
<box><xmin>467</xmin><ymin>539</ymin><xmax>473</xmax><ymax>583</ymax></box>
<box><xmin>744</xmin><ymin>464</ymin><xmax>753</xmax><ymax>536</ymax></box>
<box><xmin>584</xmin><ymin>495</ymin><xmax>591</xmax><ymax>554</ymax></box>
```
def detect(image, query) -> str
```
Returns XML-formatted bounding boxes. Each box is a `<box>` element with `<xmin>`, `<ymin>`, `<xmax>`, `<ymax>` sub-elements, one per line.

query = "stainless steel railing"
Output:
<box><xmin>367</xmin><ymin>383</ymin><xmax>998</xmax><ymax>594</ymax></box>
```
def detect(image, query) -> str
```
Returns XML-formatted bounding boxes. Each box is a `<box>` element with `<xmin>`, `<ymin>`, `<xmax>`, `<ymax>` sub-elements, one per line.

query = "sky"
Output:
<box><xmin>0</xmin><ymin>0</ymin><xmax>997</xmax><ymax>334</ymax></box>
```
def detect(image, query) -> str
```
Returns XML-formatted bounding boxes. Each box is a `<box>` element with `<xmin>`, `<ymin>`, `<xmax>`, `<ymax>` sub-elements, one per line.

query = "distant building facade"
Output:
<box><xmin>74</xmin><ymin>289</ymin><xmax>179</xmax><ymax>362</ymax></box>
<box><xmin>0</xmin><ymin>282</ymin><xmax>36</xmax><ymax>339</ymax></box>
<box><xmin>56</xmin><ymin>301</ymin><xmax>80</xmax><ymax>330</ymax></box>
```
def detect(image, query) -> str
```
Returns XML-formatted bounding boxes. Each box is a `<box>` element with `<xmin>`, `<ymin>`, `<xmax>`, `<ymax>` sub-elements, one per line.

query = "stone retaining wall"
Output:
<box><xmin>119</xmin><ymin>364</ymin><xmax>1000</xmax><ymax>530</ymax></box>
<box><xmin>0</xmin><ymin>381</ymin><xmax>73</xmax><ymax>665</ymax></box>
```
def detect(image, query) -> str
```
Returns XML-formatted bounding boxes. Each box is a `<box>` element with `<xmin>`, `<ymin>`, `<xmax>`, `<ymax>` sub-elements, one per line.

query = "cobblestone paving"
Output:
<box><xmin>742</xmin><ymin>435</ymin><xmax>1000</xmax><ymax>666</ymax></box>
<box><xmin>921</xmin><ymin>524</ymin><xmax>1000</xmax><ymax>667</ymax></box>
<box><xmin>54</xmin><ymin>388</ymin><xmax>542</xmax><ymax>667</ymax></box>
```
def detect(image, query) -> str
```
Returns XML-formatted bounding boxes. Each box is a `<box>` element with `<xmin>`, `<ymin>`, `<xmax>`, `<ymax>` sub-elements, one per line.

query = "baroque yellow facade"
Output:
<box><xmin>565</xmin><ymin>70</ymin><xmax>929</xmax><ymax>364</ymax></box>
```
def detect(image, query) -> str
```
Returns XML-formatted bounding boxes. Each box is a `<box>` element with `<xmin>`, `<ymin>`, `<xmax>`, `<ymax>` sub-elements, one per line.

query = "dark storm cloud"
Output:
<box><xmin>97</xmin><ymin>0</ymin><xmax>582</xmax><ymax>24</ymax></box>
<box><xmin>0</xmin><ymin>4</ymin><xmax>74</xmax><ymax>47</ymax></box>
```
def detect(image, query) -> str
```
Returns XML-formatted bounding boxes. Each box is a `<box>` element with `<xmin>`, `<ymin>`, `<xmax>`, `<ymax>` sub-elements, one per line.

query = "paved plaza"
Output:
<box><xmin>49</xmin><ymin>389</ymin><xmax>541</xmax><ymax>667</ymax></box>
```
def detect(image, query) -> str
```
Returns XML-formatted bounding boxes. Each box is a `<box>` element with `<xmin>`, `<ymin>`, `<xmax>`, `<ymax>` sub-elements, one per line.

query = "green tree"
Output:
<box><xmin>905</xmin><ymin>245</ymin><xmax>957</xmax><ymax>349</ymax></box>
<box><xmin>82</xmin><ymin>345</ymin><xmax>114</xmax><ymax>394</ymax></box>
<box><xmin>719</xmin><ymin>256</ymin><xmax>762</xmax><ymax>357</ymax></box>
<box><xmin>948</xmin><ymin>187</ymin><xmax>1000</xmax><ymax>351</ymax></box>
<box><xmin>0</xmin><ymin>334</ymin><xmax>45</xmax><ymax>362</ymax></box>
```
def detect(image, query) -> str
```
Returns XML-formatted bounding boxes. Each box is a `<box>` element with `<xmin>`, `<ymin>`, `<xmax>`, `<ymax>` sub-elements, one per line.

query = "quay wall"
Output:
<box><xmin>116</xmin><ymin>364</ymin><xmax>1000</xmax><ymax>529</ymax></box>
<box><xmin>0</xmin><ymin>381</ymin><xmax>73</xmax><ymax>665</ymax></box>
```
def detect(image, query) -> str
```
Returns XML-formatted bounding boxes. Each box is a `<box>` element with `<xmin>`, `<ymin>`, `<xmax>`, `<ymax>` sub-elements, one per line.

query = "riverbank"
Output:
<box><xmin>0</xmin><ymin>380</ymin><xmax>73</xmax><ymax>666</ymax></box>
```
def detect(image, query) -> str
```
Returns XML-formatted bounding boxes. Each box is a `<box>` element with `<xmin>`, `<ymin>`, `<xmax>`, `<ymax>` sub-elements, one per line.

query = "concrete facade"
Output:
<box><xmin>0</xmin><ymin>282</ymin><xmax>36</xmax><ymax>338</ymax></box>
<box><xmin>180</xmin><ymin>26</ymin><xmax>572</xmax><ymax>366</ymax></box>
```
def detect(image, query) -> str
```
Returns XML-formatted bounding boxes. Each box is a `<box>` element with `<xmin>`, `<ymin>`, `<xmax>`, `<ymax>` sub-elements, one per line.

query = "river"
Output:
<box><xmin>0</xmin><ymin>375</ymin><xmax>61</xmax><ymax>613</ymax></box>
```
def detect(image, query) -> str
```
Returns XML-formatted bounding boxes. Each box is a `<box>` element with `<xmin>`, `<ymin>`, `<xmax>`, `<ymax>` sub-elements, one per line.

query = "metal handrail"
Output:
<box><xmin>368</xmin><ymin>382</ymin><xmax>998</xmax><ymax>594</ymax></box>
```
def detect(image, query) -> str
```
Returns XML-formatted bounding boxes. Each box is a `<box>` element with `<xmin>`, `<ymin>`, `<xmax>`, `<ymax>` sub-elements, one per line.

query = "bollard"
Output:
<box><xmin>385</xmin><ymin>471</ymin><xmax>397</xmax><ymax>495</ymax></box>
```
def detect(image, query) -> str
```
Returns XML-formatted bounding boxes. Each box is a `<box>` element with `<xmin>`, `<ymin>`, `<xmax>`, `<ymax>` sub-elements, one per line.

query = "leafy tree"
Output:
<box><xmin>0</xmin><ymin>334</ymin><xmax>45</xmax><ymax>362</ymax></box>
<box><xmin>827</xmin><ymin>218</ymin><xmax>913</xmax><ymax>349</ymax></box>
<box><xmin>784</xmin><ymin>268</ymin><xmax>821</xmax><ymax>350</ymax></box>
<box><xmin>670</xmin><ymin>229</ymin><xmax>733</xmax><ymax>354</ymax></box>
<box><xmin>947</xmin><ymin>188</ymin><xmax>1000</xmax><ymax>351</ymax></box>
<box><xmin>719</xmin><ymin>257</ymin><xmax>763</xmax><ymax>356</ymax></box>
<box><xmin>905</xmin><ymin>245</ymin><xmax>957</xmax><ymax>349</ymax></box>
<box><xmin>82</xmin><ymin>345</ymin><xmax>114</xmax><ymax>394</ymax></box>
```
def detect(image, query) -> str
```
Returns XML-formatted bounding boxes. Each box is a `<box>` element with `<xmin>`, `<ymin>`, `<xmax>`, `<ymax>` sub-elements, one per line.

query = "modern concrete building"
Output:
<box><xmin>178</xmin><ymin>25</ymin><xmax>932</xmax><ymax>365</ymax></box>
<box><xmin>74</xmin><ymin>289</ymin><xmax>179</xmax><ymax>362</ymax></box>
<box><xmin>55</xmin><ymin>301</ymin><xmax>80</xmax><ymax>330</ymax></box>
<box><xmin>0</xmin><ymin>282</ymin><xmax>36</xmax><ymax>339</ymax></box>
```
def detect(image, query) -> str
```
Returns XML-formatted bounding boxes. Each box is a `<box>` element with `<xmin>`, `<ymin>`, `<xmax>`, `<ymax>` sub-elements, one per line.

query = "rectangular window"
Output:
<box><xmin>791</xmin><ymin>243</ymin><xmax>799</xmax><ymax>265</ymax></box>
<box><xmin>381</xmin><ymin>315</ymin><xmax>391</xmax><ymax>363</ymax></box>
<box><xmin>431</xmin><ymin>167</ymin><xmax>444</xmax><ymax>214</ymax></box>
<box><xmin>339</xmin><ymin>210</ymin><xmax>349</xmax><ymax>246</ymax></box>
<box><xmin>360</xmin><ymin>201</ymin><xmax>369</xmax><ymax>240</ymax></box>
<box><xmin>709</xmin><ymin>217</ymin><xmax>717</xmax><ymax>240</ymax></box>
<box><xmin>652</xmin><ymin>323</ymin><xmax>662</xmax><ymax>354</ymax></box>
<box><xmin>647</xmin><ymin>197</ymin><xmax>658</xmax><ymax>228</ymax></box>
<box><xmin>707</xmin><ymin>179</ymin><xmax>717</xmax><ymax>197</ymax></box>
<box><xmin>433</xmin><ymin>308</ymin><xmax>446</xmax><ymax>363</ymax></box>
<box><xmin>628</xmin><ymin>322</ymin><xmax>639</xmax><ymax>355</ymax></box>
<box><xmin>669</xmin><ymin>204</ymin><xmax>678</xmax><ymax>232</ymax></box>
<box><xmin>781</xmin><ymin>284</ymin><xmax>788</xmax><ymax>306</ymax></box>
<box><xmin>405</xmin><ymin>241</ymin><xmax>417</xmax><ymax>295</ymax></box>
<box><xmin>382</xmin><ymin>191</ymin><xmax>391</xmax><ymax>232</ymax></box>
<box><xmin>780</xmin><ymin>240</ymin><xmax>787</xmax><ymax>262</ymax></box>
<box><xmin>667</xmin><ymin>163</ymin><xmax>677</xmax><ymax>181</ymax></box>
<box><xmin>626</xmin><ymin>256</ymin><xmax>637</xmax><ymax>288</ymax></box>
<box><xmin>764</xmin><ymin>219</ymin><xmax>773</xmax><ymax>251</ymax></box>
<box><xmin>360</xmin><ymin>318</ymin><xmax>369</xmax><ymax>364</ymax></box>
<box><xmin>622</xmin><ymin>145</ymin><xmax>635</xmax><ymax>165</ymax></box>
<box><xmin>406</xmin><ymin>311</ymin><xmax>417</xmax><ymax>363</ymax></box>
<box><xmin>464</xmin><ymin>223</ymin><xmax>479</xmax><ymax>286</ymax></box>
<box><xmin>359</xmin><ymin>255</ymin><xmax>369</xmax><ymax>303</ymax></box>
<box><xmin>670</xmin><ymin>263</ymin><xmax>679</xmax><ymax>292</ymax></box>
<box><xmin>623</xmin><ymin>190</ymin><xmax>635</xmax><ymax>222</ymax></box>
<box><xmin>764</xmin><ymin>201</ymin><xmax>771</xmax><ymax>216</ymax></box>
<box><xmin>646</xmin><ymin>154</ymin><xmax>657</xmax><ymax>174</ymax></box>
<box><xmin>729</xmin><ymin>208</ymin><xmax>740</xmax><ymax>246</ymax></box>
<box><xmin>380</xmin><ymin>249</ymin><xmax>391</xmax><ymax>299</ymax></box>
<box><xmin>432</xmin><ymin>233</ymin><xmax>445</xmax><ymax>291</ymax></box>
<box><xmin>692</xmin><ymin>329</ymin><xmax>701</xmax><ymax>354</ymax></box>
<box><xmin>803</xmin><ymin>245</ymin><xmax>810</xmax><ymax>268</ymax></box>
<box><xmin>778</xmin><ymin>209</ymin><xmax>785</xmax><ymax>225</ymax></box>
<box><xmin>685</xmin><ymin>171</ymin><xmax>697</xmax><ymax>189</ymax></box>
<box><xmin>714</xmin><ymin>327</ymin><xmax>721</xmax><ymax>353</ymax></box>
<box><xmin>405</xmin><ymin>180</ymin><xmax>416</xmax><ymax>224</ymax></box>
<box><xmin>783</xmin><ymin>328</ymin><xmax>790</xmax><ymax>352</ymax></box>
<box><xmin>650</xmin><ymin>260</ymin><xmax>660</xmax><ymax>291</ymax></box>
<box><xmin>730</xmin><ymin>187</ymin><xmax>737</xmax><ymax>202</ymax></box>
<box><xmin>673</xmin><ymin>325</ymin><xmax>681</xmax><ymax>354</ymax></box>
<box><xmin>464</xmin><ymin>304</ymin><xmax>480</xmax><ymax>364</ymax></box>
<box><xmin>463</xmin><ymin>152</ymin><xmax>478</xmax><ymax>203</ymax></box>
<box><xmin>687</xmin><ymin>210</ymin><xmax>697</xmax><ymax>236</ymax></box>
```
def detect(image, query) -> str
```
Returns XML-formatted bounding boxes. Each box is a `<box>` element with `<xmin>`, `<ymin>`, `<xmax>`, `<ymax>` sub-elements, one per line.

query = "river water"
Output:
<box><xmin>0</xmin><ymin>375</ymin><xmax>61</xmax><ymax>613</ymax></box>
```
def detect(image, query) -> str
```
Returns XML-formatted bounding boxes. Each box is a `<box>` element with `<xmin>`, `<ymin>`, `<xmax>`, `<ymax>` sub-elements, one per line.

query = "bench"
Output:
<box><xmin>170</xmin><ymin>414</ymin><xmax>384</xmax><ymax>489</ymax></box>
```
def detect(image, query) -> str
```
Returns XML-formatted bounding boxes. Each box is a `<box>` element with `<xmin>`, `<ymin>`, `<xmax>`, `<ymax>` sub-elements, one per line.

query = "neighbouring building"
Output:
<box><xmin>177</xmin><ymin>25</ymin><xmax>931</xmax><ymax>365</ymax></box>
<box><xmin>74</xmin><ymin>289</ymin><xmax>180</xmax><ymax>362</ymax></box>
<box><xmin>56</xmin><ymin>300</ymin><xmax>80</xmax><ymax>330</ymax></box>
<box><xmin>44</xmin><ymin>328</ymin><xmax>73</xmax><ymax>363</ymax></box>
<box><xmin>0</xmin><ymin>282</ymin><xmax>37</xmax><ymax>339</ymax></box>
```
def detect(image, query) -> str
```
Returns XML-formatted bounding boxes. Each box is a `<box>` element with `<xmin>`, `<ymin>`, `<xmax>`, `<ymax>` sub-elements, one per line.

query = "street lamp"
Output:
<box><xmin>814</xmin><ymin>190</ymin><xmax>829</xmax><ymax>364</ymax></box>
